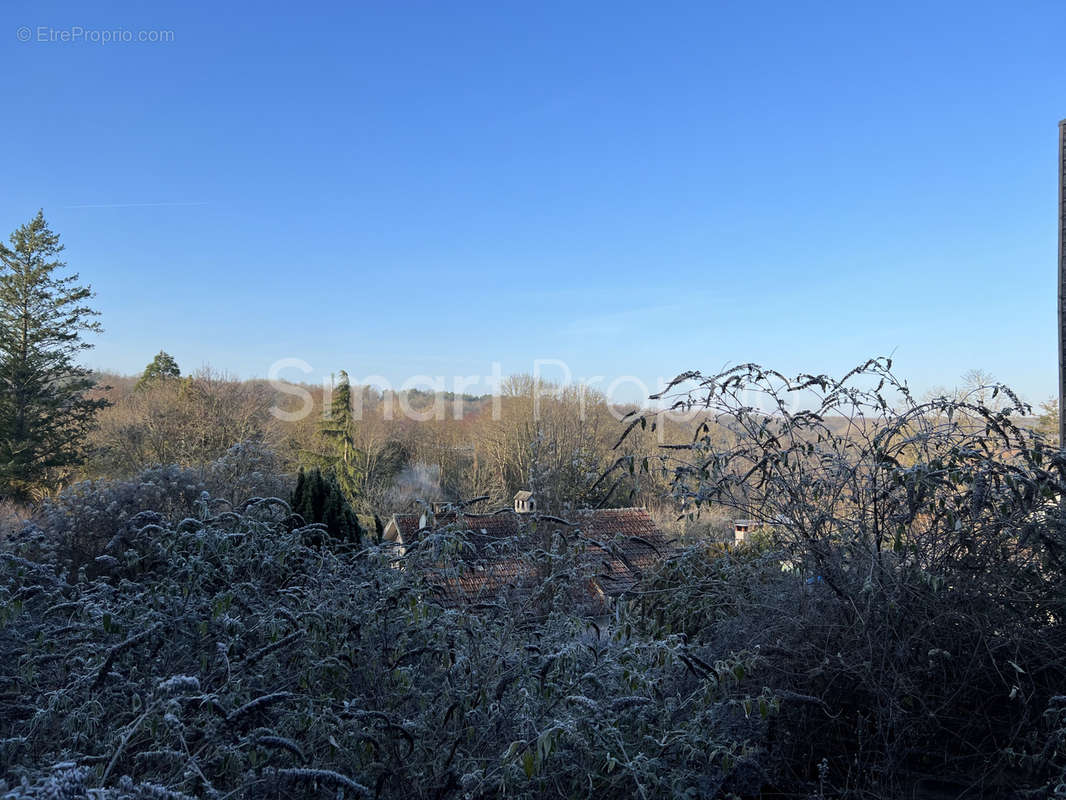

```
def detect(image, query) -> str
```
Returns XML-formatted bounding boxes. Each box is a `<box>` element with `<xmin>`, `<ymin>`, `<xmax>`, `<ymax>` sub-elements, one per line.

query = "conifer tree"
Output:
<box><xmin>0</xmin><ymin>211</ymin><xmax>107</xmax><ymax>500</ymax></box>
<box><xmin>299</xmin><ymin>370</ymin><xmax>409</xmax><ymax>515</ymax></box>
<box><xmin>292</xmin><ymin>467</ymin><xmax>307</xmax><ymax>515</ymax></box>
<box><xmin>291</xmin><ymin>466</ymin><xmax>362</xmax><ymax>545</ymax></box>
<box><xmin>136</xmin><ymin>350</ymin><xmax>181</xmax><ymax>389</ymax></box>
<box><xmin>316</xmin><ymin>371</ymin><xmax>362</xmax><ymax>503</ymax></box>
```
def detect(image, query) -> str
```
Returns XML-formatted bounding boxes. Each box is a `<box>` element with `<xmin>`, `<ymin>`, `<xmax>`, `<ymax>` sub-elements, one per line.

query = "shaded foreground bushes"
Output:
<box><xmin>0</xmin><ymin>487</ymin><xmax>771</xmax><ymax>799</ymax></box>
<box><xmin>7</xmin><ymin>358</ymin><xmax>1066</xmax><ymax>798</ymax></box>
<box><xmin>623</xmin><ymin>359</ymin><xmax>1066</xmax><ymax>797</ymax></box>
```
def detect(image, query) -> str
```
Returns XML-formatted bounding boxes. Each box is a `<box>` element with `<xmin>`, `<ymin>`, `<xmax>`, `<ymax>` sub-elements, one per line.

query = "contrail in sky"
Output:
<box><xmin>61</xmin><ymin>201</ymin><xmax>208</xmax><ymax>209</ymax></box>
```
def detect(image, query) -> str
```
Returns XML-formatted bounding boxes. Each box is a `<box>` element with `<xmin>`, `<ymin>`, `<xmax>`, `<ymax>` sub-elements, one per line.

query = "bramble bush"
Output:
<box><xmin>622</xmin><ymin>358</ymin><xmax>1066</xmax><ymax>797</ymax></box>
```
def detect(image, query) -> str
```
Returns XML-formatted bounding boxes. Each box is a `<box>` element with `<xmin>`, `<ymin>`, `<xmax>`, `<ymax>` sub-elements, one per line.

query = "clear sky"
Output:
<box><xmin>2</xmin><ymin>1</ymin><xmax>1064</xmax><ymax>405</ymax></box>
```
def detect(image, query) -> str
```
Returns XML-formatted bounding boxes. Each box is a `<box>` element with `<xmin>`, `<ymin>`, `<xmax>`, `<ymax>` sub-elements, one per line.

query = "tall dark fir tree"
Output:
<box><xmin>319</xmin><ymin>370</ymin><xmax>360</xmax><ymax>502</ymax></box>
<box><xmin>291</xmin><ymin>466</ymin><xmax>363</xmax><ymax>546</ymax></box>
<box><xmin>0</xmin><ymin>211</ymin><xmax>107</xmax><ymax>501</ymax></box>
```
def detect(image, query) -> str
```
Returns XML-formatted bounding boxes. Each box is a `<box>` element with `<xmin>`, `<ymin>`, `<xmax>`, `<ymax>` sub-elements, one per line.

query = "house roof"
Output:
<box><xmin>514</xmin><ymin>490</ymin><xmax>534</xmax><ymax>501</ymax></box>
<box><xmin>387</xmin><ymin>507</ymin><xmax>674</xmax><ymax>608</ymax></box>
<box><xmin>388</xmin><ymin>510</ymin><xmax>520</xmax><ymax>544</ymax></box>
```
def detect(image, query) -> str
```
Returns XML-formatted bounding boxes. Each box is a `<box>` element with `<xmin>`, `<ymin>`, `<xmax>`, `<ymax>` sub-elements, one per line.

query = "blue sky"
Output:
<box><xmin>2</xmin><ymin>0</ymin><xmax>1064</xmax><ymax>404</ymax></box>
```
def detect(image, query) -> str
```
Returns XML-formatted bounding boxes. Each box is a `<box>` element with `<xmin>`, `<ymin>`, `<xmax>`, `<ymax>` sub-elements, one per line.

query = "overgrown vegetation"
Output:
<box><xmin>4</xmin><ymin>360</ymin><xmax>1066</xmax><ymax>798</ymax></box>
<box><xmin>620</xmin><ymin>358</ymin><xmax>1066</xmax><ymax>796</ymax></box>
<box><xmin>2</xmin><ymin>217</ymin><xmax>1063</xmax><ymax>799</ymax></box>
<box><xmin>0</xmin><ymin>477</ymin><xmax>768</xmax><ymax>799</ymax></box>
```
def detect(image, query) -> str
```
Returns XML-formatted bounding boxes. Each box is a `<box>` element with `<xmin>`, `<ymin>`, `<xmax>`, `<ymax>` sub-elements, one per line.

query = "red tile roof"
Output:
<box><xmin>391</xmin><ymin>510</ymin><xmax>521</xmax><ymax>543</ymax></box>
<box><xmin>390</xmin><ymin>508</ymin><xmax>674</xmax><ymax>608</ymax></box>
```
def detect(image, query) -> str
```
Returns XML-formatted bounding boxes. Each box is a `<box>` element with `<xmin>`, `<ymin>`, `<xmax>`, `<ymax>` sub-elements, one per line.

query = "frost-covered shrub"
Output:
<box><xmin>12</xmin><ymin>444</ymin><xmax>295</xmax><ymax>581</ymax></box>
<box><xmin>0</xmin><ymin>488</ymin><xmax>771</xmax><ymax>799</ymax></box>
<box><xmin>0</xmin><ymin>766</ymin><xmax>199</xmax><ymax>799</ymax></box>
<box><xmin>9</xmin><ymin>466</ymin><xmax>206</xmax><ymax>577</ymax></box>
<box><xmin>0</xmin><ymin>501</ymin><xmax>29</xmax><ymax>545</ymax></box>
<box><xmin>201</xmin><ymin>441</ymin><xmax>291</xmax><ymax>507</ymax></box>
<box><xmin>622</xmin><ymin>359</ymin><xmax>1066</xmax><ymax>796</ymax></box>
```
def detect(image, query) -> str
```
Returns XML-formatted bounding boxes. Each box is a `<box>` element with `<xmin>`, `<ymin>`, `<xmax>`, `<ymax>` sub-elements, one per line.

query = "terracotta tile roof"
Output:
<box><xmin>427</xmin><ymin>559</ymin><xmax>532</xmax><ymax>606</ymax></box>
<box><xmin>392</xmin><ymin>507</ymin><xmax>674</xmax><ymax>608</ymax></box>
<box><xmin>391</xmin><ymin>510</ymin><xmax>520</xmax><ymax>544</ymax></box>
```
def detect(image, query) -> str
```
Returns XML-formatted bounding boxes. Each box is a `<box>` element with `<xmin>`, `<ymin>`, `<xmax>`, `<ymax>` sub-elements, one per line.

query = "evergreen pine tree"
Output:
<box><xmin>136</xmin><ymin>350</ymin><xmax>181</xmax><ymax>389</ymax></box>
<box><xmin>0</xmin><ymin>211</ymin><xmax>107</xmax><ymax>501</ymax></box>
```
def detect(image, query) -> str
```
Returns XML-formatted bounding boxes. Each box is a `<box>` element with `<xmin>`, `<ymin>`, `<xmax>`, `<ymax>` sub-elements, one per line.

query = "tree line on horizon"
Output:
<box><xmin>1</xmin><ymin>210</ymin><xmax>1060</xmax><ymax>535</ymax></box>
<box><xmin>7</xmin><ymin>212</ymin><xmax>1066</xmax><ymax>797</ymax></box>
<box><xmin>0</xmin><ymin>211</ymin><xmax>686</xmax><ymax>531</ymax></box>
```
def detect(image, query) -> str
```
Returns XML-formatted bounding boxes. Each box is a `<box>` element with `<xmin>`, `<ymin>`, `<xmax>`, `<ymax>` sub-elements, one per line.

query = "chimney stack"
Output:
<box><xmin>513</xmin><ymin>491</ymin><xmax>535</xmax><ymax>514</ymax></box>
